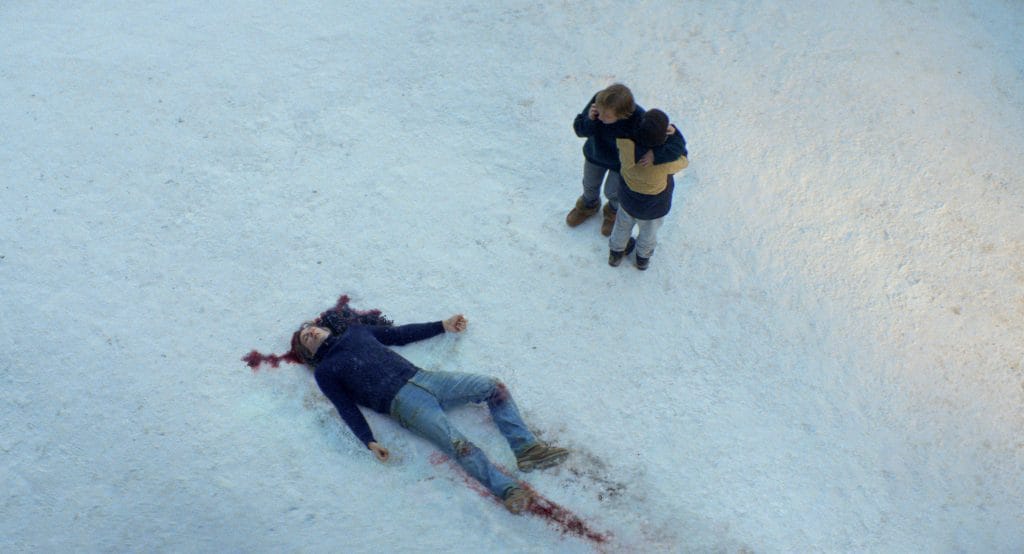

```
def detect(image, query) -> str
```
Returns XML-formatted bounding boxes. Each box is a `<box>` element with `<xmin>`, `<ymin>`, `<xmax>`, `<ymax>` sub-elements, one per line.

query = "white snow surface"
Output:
<box><xmin>3</xmin><ymin>1</ymin><xmax>1023</xmax><ymax>552</ymax></box>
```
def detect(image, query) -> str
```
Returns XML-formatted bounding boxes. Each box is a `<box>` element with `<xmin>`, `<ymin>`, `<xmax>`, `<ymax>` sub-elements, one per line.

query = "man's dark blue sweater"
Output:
<box><xmin>312</xmin><ymin>321</ymin><xmax>445</xmax><ymax>447</ymax></box>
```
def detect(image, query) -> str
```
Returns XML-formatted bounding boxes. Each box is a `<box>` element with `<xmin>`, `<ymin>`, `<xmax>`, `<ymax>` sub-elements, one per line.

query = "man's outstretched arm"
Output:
<box><xmin>370</xmin><ymin>314</ymin><xmax>467</xmax><ymax>345</ymax></box>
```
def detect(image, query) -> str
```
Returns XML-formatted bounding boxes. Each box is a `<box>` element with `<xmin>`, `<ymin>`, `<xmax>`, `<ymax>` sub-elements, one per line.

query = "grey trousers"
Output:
<box><xmin>609</xmin><ymin>207</ymin><xmax>665</xmax><ymax>258</ymax></box>
<box><xmin>580</xmin><ymin>160</ymin><xmax>622</xmax><ymax>210</ymax></box>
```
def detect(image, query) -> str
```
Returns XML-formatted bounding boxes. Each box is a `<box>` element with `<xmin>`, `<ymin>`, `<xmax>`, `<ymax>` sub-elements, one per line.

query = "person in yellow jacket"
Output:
<box><xmin>608</xmin><ymin>109</ymin><xmax>689</xmax><ymax>270</ymax></box>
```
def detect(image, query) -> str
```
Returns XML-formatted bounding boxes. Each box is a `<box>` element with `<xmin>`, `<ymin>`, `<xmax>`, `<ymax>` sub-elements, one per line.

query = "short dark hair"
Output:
<box><xmin>637</xmin><ymin>109</ymin><xmax>669</xmax><ymax>148</ymax></box>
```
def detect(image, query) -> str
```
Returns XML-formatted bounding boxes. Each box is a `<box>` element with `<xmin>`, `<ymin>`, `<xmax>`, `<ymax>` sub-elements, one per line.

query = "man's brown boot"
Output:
<box><xmin>502</xmin><ymin>486</ymin><xmax>535</xmax><ymax>514</ymax></box>
<box><xmin>566</xmin><ymin>197</ymin><xmax>599</xmax><ymax>227</ymax></box>
<box><xmin>600</xmin><ymin>203</ymin><xmax>617</xmax><ymax>236</ymax></box>
<box><xmin>516</xmin><ymin>443</ymin><xmax>570</xmax><ymax>472</ymax></box>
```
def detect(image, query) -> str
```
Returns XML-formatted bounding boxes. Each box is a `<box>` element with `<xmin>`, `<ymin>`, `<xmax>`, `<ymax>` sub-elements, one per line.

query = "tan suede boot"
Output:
<box><xmin>516</xmin><ymin>443</ymin><xmax>570</xmax><ymax>472</ymax></box>
<box><xmin>502</xmin><ymin>487</ymin><xmax>535</xmax><ymax>514</ymax></box>
<box><xmin>565</xmin><ymin>197</ymin><xmax>599</xmax><ymax>227</ymax></box>
<box><xmin>600</xmin><ymin>203</ymin><xmax>617</xmax><ymax>236</ymax></box>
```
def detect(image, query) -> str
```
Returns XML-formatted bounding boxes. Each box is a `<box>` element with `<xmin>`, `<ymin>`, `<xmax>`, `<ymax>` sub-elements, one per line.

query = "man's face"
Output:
<box><xmin>595</xmin><ymin>106</ymin><xmax>621</xmax><ymax>124</ymax></box>
<box><xmin>299</xmin><ymin>324</ymin><xmax>330</xmax><ymax>356</ymax></box>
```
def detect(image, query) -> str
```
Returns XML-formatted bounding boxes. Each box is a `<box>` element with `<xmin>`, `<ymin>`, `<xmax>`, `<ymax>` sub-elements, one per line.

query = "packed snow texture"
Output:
<box><xmin>2</xmin><ymin>1</ymin><xmax>1022</xmax><ymax>552</ymax></box>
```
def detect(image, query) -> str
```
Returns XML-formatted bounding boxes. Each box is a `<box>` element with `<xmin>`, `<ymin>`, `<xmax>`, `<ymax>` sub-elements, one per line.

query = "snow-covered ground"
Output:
<box><xmin>3</xmin><ymin>1</ymin><xmax>1022</xmax><ymax>551</ymax></box>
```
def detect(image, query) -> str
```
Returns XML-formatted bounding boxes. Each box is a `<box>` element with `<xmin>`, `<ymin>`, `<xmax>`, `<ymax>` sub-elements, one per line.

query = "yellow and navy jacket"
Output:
<box><xmin>616</xmin><ymin>132</ymin><xmax>689</xmax><ymax>219</ymax></box>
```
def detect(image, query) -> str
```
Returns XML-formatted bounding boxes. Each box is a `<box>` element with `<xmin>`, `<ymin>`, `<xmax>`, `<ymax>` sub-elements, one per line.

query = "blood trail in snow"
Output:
<box><xmin>242</xmin><ymin>349</ymin><xmax>300</xmax><ymax>369</ymax></box>
<box><xmin>527</xmin><ymin>495</ymin><xmax>611</xmax><ymax>545</ymax></box>
<box><xmin>429</xmin><ymin>452</ymin><xmax>612</xmax><ymax>545</ymax></box>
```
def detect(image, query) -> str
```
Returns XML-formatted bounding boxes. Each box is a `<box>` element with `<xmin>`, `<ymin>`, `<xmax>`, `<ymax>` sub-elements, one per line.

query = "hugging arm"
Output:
<box><xmin>617</xmin><ymin>137</ymin><xmax>688</xmax><ymax>179</ymax></box>
<box><xmin>652</xmin><ymin>128</ymin><xmax>688</xmax><ymax>164</ymax></box>
<box><xmin>654</xmin><ymin>152</ymin><xmax>689</xmax><ymax>173</ymax></box>
<box><xmin>616</xmin><ymin>137</ymin><xmax>639</xmax><ymax>170</ymax></box>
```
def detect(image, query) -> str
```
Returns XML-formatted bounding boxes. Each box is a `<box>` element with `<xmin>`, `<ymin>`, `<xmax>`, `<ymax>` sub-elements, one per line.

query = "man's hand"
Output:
<box><xmin>443</xmin><ymin>314</ymin><xmax>468</xmax><ymax>333</ymax></box>
<box><xmin>588</xmin><ymin>103</ymin><xmax>599</xmax><ymax>120</ymax></box>
<box><xmin>368</xmin><ymin>442</ymin><xmax>390</xmax><ymax>463</ymax></box>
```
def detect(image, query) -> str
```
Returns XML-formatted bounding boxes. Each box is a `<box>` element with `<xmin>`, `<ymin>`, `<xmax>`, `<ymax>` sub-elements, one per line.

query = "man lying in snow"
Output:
<box><xmin>290</xmin><ymin>305</ymin><xmax>569</xmax><ymax>514</ymax></box>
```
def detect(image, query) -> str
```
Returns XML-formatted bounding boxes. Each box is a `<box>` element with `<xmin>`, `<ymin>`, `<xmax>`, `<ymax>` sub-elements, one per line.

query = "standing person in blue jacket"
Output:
<box><xmin>290</xmin><ymin>308</ymin><xmax>569</xmax><ymax>515</ymax></box>
<box><xmin>569</xmin><ymin>83</ymin><xmax>688</xmax><ymax>236</ymax></box>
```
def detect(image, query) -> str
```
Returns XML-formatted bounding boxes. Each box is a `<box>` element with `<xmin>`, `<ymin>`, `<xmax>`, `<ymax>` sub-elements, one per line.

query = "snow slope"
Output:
<box><xmin>2</xmin><ymin>1</ymin><xmax>1022</xmax><ymax>551</ymax></box>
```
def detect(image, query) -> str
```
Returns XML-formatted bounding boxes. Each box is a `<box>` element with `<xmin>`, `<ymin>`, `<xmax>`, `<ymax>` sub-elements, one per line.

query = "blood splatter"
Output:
<box><xmin>243</xmin><ymin>294</ymin><xmax>392</xmax><ymax>371</ymax></box>
<box><xmin>429</xmin><ymin>452</ymin><xmax>611</xmax><ymax>545</ymax></box>
<box><xmin>490</xmin><ymin>381</ymin><xmax>510</xmax><ymax>404</ymax></box>
<box><xmin>242</xmin><ymin>349</ymin><xmax>300</xmax><ymax>370</ymax></box>
<box><xmin>528</xmin><ymin>494</ymin><xmax>611</xmax><ymax>544</ymax></box>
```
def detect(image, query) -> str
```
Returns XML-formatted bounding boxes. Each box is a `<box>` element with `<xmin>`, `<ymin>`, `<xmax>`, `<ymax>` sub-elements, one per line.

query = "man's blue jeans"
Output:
<box><xmin>581</xmin><ymin>160</ymin><xmax>622</xmax><ymax>210</ymax></box>
<box><xmin>389</xmin><ymin>370</ymin><xmax>538</xmax><ymax>498</ymax></box>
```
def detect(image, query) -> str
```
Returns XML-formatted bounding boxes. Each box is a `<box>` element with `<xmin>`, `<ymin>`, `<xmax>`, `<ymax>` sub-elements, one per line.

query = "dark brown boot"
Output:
<box><xmin>565</xmin><ymin>197</ymin><xmax>600</xmax><ymax>227</ymax></box>
<box><xmin>635</xmin><ymin>254</ymin><xmax>650</xmax><ymax>270</ymax></box>
<box><xmin>600</xmin><ymin>203</ymin><xmax>617</xmax><ymax>236</ymax></box>
<box><xmin>608</xmin><ymin>237</ymin><xmax>636</xmax><ymax>267</ymax></box>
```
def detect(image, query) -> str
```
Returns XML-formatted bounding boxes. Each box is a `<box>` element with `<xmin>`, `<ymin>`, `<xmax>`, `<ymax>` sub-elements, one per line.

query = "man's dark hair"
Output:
<box><xmin>244</xmin><ymin>294</ymin><xmax>392</xmax><ymax>370</ymax></box>
<box><xmin>292</xmin><ymin>295</ymin><xmax>394</xmax><ymax>367</ymax></box>
<box><xmin>291</xmin><ymin>327</ymin><xmax>316</xmax><ymax>365</ymax></box>
<box><xmin>637</xmin><ymin>109</ymin><xmax>669</xmax><ymax>148</ymax></box>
